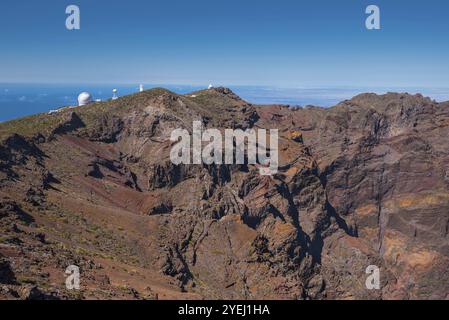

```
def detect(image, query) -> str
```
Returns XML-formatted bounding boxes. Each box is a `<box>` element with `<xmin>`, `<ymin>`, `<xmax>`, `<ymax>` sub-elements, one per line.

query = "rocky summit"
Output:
<box><xmin>0</xmin><ymin>87</ymin><xmax>448</xmax><ymax>300</ymax></box>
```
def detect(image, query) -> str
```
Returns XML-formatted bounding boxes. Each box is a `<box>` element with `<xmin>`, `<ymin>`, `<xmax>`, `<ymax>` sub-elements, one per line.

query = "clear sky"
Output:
<box><xmin>1</xmin><ymin>0</ymin><xmax>449</xmax><ymax>88</ymax></box>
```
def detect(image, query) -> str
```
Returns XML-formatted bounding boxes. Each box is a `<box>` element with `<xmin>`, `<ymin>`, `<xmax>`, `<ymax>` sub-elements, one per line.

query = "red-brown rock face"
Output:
<box><xmin>0</xmin><ymin>88</ymin><xmax>448</xmax><ymax>299</ymax></box>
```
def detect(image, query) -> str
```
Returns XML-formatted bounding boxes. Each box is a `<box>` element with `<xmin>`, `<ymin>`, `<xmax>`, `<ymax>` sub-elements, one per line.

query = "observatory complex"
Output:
<box><xmin>50</xmin><ymin>86</ymin><xmax>143</xmax><ymax>116</ymax></box>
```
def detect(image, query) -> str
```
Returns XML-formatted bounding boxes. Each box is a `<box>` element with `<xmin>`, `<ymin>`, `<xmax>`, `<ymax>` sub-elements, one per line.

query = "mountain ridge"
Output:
<box><xmin>0</xmin><ymin>88</ymin><xmax>448</xmax><ymax>300</ymax></box>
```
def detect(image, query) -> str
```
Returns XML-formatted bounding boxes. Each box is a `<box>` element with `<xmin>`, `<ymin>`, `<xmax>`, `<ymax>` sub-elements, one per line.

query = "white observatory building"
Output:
<box><xmin>208</xmin><ymin>84</ymin><xmax>214</xmax><ymax>90</ymax></box>
<box><xmin>139</xmin><ymin>84</ymin><xmax>144</xmax><ymax>92</ymax></box>
<box><xmin>112</xmin><ymin>89</ymin><xmax>118</xmax><ymax>100</ymax></box>
<box><xmin>78</xmin><ymin>92</ymin><xmax>93</xmax><ymax>106</ymax></box>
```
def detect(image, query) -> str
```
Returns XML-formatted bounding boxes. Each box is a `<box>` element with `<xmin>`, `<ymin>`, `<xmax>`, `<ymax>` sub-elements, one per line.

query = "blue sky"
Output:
<box><xmin>1</xmin><ymin>0</ymin><xmax>449</xmax><ymax>88</ymax></box>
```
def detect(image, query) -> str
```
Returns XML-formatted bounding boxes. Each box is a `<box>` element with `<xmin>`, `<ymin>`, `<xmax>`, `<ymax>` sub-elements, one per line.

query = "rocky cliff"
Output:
<box><xmin>0</xmin><ymin>88</ymin><xmax>448</xmax><ymax>299</ymax></box>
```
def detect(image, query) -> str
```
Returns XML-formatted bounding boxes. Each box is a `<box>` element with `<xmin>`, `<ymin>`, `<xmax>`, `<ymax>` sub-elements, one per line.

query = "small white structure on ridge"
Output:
<box><xmin>112</xmin><ymin>89</ymin><xmax>118</xmax><ymax>100</ymax></box>
<box><xmin>139</xmin><ymin>84</ymin><xmax>144</xmax><ymax>92</ymax></box>
<box><xmin>78</xmin><ymin>92</ymin><xmax>93</xmax><ymax>106</ymax></box>
<box><xmin>208</xmin><ymin>84</ymin><xmax>214</xmax><ymax>90</ymax></box>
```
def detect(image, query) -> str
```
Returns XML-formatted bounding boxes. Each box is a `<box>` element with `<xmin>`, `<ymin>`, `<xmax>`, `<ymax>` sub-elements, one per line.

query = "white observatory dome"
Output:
<box><xmin>78</xmin><ymin>92</ymin><xmax>93</xmax><ymax>106</ymax></box>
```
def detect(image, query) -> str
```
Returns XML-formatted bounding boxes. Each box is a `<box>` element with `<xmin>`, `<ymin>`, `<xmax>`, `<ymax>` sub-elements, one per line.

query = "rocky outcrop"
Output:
<box><xmin>0</xmin><ymin>258</ymin><xmax>16</xmax><ymax>284</ymax></box>
<box><xmin>87</xmin><ymin>114</ymin><xmax>124</xmax><ymax>143</ymax></box>
<box><xmin>0</xmin><ymin>200</ymin><xmax>34</xmax><ymax>226</ymax></box>
<box><xmin>52</xmin><ymin>112</ymin><xmax>85</xmax><ymax>136</ymax></box>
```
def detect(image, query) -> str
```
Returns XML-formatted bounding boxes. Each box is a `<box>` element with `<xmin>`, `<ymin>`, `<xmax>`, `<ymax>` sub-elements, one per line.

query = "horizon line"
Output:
<box><xmin>1</xmin><ymin>81</ymin><xmax>449</xmax><ymax>91</ymax></box>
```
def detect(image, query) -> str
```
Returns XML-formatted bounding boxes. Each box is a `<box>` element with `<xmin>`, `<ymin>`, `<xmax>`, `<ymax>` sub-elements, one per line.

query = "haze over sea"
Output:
<box><xmin>1</xmin><ymin>83</ymin><xmax>448</xmax><ymax>123</ymax></box>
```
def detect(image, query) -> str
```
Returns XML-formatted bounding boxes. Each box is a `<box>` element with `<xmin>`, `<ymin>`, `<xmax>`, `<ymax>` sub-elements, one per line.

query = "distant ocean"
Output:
<box><xmin>1</xmin><ymin>83</ymin><xmax>448</xmax><ymax>122</ymax></box>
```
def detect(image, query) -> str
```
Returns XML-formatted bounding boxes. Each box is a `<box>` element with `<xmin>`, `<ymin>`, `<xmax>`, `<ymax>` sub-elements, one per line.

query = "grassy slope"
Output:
<box><xmin>0</xmin><ymin>88</ymin><xmax>171</xmax><ymax>141</ymax></box>
<box><xmin>0</xmin><ymin>87</ymin><xmax>251</xmax><ymax>142</ymax></box>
